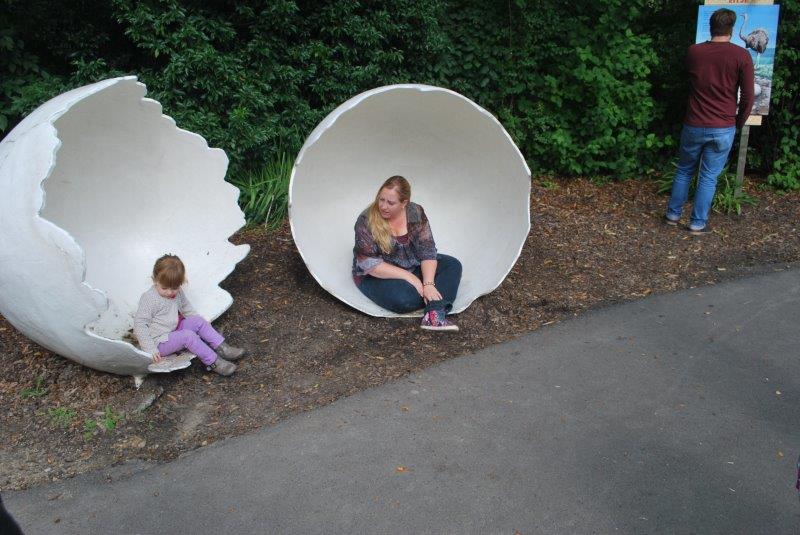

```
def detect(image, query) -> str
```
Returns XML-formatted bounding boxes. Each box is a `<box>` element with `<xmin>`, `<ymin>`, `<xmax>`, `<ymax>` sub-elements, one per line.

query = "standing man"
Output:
<box><xmin>665</xmin><ymin>8</ymin><xmax>754</xmax><ymax>235</ymax></box>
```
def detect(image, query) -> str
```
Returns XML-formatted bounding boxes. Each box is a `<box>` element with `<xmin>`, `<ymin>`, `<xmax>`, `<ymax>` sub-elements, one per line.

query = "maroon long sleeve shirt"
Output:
<box><xmin>684</xmin><ymin>41</ymin><xmax>755</xmax><ymax>129</ymax></box>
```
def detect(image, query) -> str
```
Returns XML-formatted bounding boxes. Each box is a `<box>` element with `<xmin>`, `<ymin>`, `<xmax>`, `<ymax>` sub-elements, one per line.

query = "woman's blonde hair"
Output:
<box><xmin>152</xmin><ymin>254</ymin><xmax>186</xmax><ymax>289</ymax></box>
<box><xmin>368</xmin><ymin>175</ymin><xmax>411</xmax><ymax>254</ymax></box>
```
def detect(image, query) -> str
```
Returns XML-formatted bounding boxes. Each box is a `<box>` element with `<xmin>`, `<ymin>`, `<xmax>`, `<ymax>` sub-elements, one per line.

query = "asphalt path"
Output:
<box><xmin>6</xmin><ymin>268</ymin><xmax>800</xmax><ymax>534</ymax></box>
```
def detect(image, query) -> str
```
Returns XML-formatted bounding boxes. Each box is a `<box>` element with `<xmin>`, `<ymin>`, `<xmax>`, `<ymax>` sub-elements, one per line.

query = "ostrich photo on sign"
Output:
<box><xmin>696</xmin><ymin>4</ymin><xmax>781</xmax><ymax>116</ymax></box>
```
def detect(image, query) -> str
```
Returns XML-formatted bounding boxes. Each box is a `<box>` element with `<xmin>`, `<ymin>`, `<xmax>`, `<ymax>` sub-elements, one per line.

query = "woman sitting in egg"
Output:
<box><xmin>352</xmin><ymin>175</ymin><xmax>462</xmax><ymax>331</ymax></box>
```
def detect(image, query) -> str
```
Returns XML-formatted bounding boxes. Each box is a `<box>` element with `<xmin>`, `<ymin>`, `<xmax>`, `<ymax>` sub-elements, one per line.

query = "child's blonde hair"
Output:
<box><xmin>368</xmin><ymin>175</ymin><xmax>411</xmax><ymax>254</ymax></box>
<box><xmin>152</xmin><ymin>254</ymin><xmax>186</xmax><ymax>289</ymax></box>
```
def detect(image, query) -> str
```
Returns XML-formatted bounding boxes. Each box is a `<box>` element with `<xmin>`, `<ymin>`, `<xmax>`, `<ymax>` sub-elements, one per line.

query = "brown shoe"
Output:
<box><xmin>216</xmin><ymin>342</ymin><xmax>246</xmax><ymax>361</ymax></box>
<box><xmin>207</xmin><ymin>356</ymin><xmax>236</xmax><ymax>376</ymax></box>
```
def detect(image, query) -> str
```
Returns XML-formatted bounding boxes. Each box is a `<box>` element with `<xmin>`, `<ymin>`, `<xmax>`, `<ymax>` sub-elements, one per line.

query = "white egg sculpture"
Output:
<box><xmin>290</xmin><ymin>84</ymin><xmax>531</xmax><ymax>317</ymax></box>
<box><xmin>0</xmin><ymin>76</ymin><xmax>249</xmax><ymax>377</ymax></box>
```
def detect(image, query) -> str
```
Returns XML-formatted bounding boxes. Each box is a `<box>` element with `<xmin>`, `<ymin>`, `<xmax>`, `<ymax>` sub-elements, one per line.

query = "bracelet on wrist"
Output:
<box><xmin>423</xmin><ymin>282</ymin><xmax>436</xmax><ymax>286</ymax></box>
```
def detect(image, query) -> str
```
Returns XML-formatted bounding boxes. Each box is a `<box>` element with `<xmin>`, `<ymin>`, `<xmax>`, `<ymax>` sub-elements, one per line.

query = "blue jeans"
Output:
<box><xmin>358</xmin><ymin>254</ymin><xmax>462</xmax><ymax>314</ymax></box>
<box><xmin>666</xmin><ymin>125</ymin><xmax>736</xmax><ymax>230</ymax></box>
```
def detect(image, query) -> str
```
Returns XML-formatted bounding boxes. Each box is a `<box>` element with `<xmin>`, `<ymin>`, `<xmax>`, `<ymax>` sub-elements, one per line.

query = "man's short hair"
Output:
<box><xmin>710</xmin><ymin>8</ymin><xmax>736</xmax><ymax>37</ymax></box>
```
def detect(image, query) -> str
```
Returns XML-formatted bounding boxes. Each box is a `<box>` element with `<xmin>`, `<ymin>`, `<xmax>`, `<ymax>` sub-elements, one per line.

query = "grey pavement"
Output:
<box><xmin>6</xmin><ymin>268</ymin><xmax>800</xmax><ymax>534</ymax></box>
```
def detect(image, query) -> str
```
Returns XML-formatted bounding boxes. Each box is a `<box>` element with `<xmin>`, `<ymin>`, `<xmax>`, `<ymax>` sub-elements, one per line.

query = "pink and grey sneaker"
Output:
<box><xmin>420</xmin><ymin>310</ymin><xmax>459</xmax><ymax>332</ymax></box>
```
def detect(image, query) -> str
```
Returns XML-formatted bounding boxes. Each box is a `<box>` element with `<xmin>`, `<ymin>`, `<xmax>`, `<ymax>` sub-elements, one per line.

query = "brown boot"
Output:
<box><xmin>216</xmin><ymin>342</ymin><xmax>246</xmax><ymax>361</ymax></box>
<box><xmin>207</xmin><ymin>356</ymin><xmax>236</xmax><ymax>376</ymax></box>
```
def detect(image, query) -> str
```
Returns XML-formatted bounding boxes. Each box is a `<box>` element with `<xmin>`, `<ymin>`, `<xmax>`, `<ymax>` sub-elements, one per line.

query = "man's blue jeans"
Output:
<box><xmin>666</xmin><ymin>125</ymin><xmax>736</xmax><ymax>230</ymax></box>
<box><xmin>358</xmin><ymin>254</ymin><xmax>462</xmax><ymax>314</ymax></box>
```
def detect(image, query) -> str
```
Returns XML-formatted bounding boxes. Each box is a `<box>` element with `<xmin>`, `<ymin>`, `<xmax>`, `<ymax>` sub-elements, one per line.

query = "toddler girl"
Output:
<box><xmin>134</xmin><ymin>254</ymin><xmax>245</xmax><ymax>376</ymax></box>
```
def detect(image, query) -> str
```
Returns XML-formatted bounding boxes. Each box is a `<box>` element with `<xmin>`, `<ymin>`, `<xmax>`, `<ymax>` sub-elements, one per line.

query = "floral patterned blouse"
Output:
<box><xmin>352</xmin><ymin>202</ymin><xmax>438</xmax><ymax>285</ymax></box>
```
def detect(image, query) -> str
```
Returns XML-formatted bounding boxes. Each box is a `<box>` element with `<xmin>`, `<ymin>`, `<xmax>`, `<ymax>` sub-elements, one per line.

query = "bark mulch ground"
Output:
<box><xmin>2</xmin><ymin>177</ymin><xmax>798</xmax><ymax>490</ymax></box>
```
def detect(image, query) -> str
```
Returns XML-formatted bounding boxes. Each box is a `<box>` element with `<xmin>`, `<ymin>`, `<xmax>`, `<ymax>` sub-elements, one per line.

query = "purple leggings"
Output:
<box><xmin>157</xmin><ymin>315</ymin><xmax>223</xmax><ymax>365</ymax></box>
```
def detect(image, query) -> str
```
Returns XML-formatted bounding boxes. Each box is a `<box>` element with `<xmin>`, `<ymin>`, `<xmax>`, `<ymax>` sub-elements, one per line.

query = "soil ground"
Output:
<box><xmin>1</xmin><ymin>177</ymin><xmax>798</xmax><ymax>491</ymax></box>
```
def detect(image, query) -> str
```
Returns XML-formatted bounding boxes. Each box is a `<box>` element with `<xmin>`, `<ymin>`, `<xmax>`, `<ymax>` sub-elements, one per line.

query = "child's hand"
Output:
<box><xmin>152</xmin><ymin>351</ymin><xmax>162</xmax><ymax>363</ymax></box>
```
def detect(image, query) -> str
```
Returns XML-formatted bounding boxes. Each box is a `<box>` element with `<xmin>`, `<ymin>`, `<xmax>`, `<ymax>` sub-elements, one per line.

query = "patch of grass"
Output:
<box><xmin>48</xmin><ymin>406</ymin><xmax>76</xmax><ymax>428</ymax></box>
<box><xmin>655</xmin><ymin>162</ymin><xmax>757</xmax><ymax>215</ymax></box>
<box><xmin>538</xmin><ymin>177</ymin><xmax>559</xmax><ymax>189</ymax></box>
<box><xmin>656</xmin><ymin>159</ymin><xmax>683</xmax><ymax>196</ymax></box>
<box><xmin>99</xmin><ymin>406</ymin><xmax>121</xmax><ymax>432</ymax></box>
<box><xmin>21</xmin><ymin>376</ymin><xmax>47</xmax><ymax>398</ymax></box>
<box><xmin>656</xmin><ymin>175</ymin><xmax>675</xmax><ymax>196</ymax></box>
<box><xmin>83</xmin><ymin>418</ymin><xmax>98</xmax><ymax>440</ymax></box>
<box><xmin>229</xmin><ymin>151</ymin><xmax>292</xmax><ymax>229</ymax></box>
<box><xmin>588</xmin><ymin>174</ymin><xmax>613</xmax><ymax>186</ymax></box>
<box><xmin>713</xmin><ymin>172</ymin><xmax>757</xmax><ymax>215</ymax></box>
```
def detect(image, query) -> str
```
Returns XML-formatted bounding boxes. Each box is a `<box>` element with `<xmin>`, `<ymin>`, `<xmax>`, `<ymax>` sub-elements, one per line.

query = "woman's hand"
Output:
<box><xmin>422</xmin><ymin>283</ymin><xmax>442</xmax><ymax>303</ymax></box>
<box><xmin>407</xmin><ymin>274</ymin><xmax>424</xmax><ymax>297</ymax></box>
<box><xmin>152</xmin><ymin>351</ymin><xmax>162</xmax><ymax>363</ymax></box>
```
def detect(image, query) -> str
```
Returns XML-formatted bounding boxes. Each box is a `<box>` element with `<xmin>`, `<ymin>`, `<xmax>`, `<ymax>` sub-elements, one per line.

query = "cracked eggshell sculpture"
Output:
<box><xmin>0</xmin><ymin>77</ymin><xmax>249</xmax><ymax>376</ymax></box>
<box><xmin>290</xmin><ymin>84</ymin><xmax>531</xmax><ymax>317</ymax></box>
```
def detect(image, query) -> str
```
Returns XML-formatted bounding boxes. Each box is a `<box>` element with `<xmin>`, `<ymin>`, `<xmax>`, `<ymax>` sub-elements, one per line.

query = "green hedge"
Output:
<box><xmin>1</xmin><ymin>0</ymin><xmax>797</xmax><ymax>185</ymax></box>
<box><xmin>762</xmin><ymin>0</ymin><xmax>800</xmax><ymax>190</ymax></box>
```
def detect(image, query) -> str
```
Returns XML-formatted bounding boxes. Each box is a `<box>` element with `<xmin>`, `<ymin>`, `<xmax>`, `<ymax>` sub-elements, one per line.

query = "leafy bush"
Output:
<box><xmin>432</xmin><ymin>0</ymin><xmax>668</xmax><ymax>177</ymax></box>
<box><xmin>0</xmin><ymin>25</ymin><xmax>51</xmax><ymax>132</ymax></box>
<box><xmin>763</xmin><ymin>0</ymin><xmax>800</xmax><ymax>190</ymax></box>
<box><xmin>1</xmin><ymin>0</ymin><xmax>797</xmax><ymax>216</ymax></box>
<box><xmin>1</xmin><ymin>0</ymin><xmax>446</xmax><ymax>178</ymax></box>
<box><xmin>519</xmin><ymin>0</ymin><xmax>667</xmax><ymax>177</ymax></box>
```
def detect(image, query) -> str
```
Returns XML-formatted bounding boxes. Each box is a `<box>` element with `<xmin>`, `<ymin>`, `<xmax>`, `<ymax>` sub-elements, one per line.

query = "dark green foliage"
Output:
<box><xmin>1</xmin><ymin>0</ymin><xmax>446</xmax><ymax>175</ymax></box>
<box><xmin>428</xmin><ymin>0</ymin><xmax>666</xmax><ymax>177</ymax></box>
<box><xmin>1</xmin><ymin>0</ymin><xmax>798</xmax><ymax>210</ymax></box>
<box><xmin>762</xmin><ymin>0</ymin><xmax>800</xmax><ymax>190</ymax></box>
<box><xmin>531</xmin><ymin>0</ymin><xmax>667</xmax><ymax>177</ymax></box>
<box><xmin>0</xmin><ymin>10</ymin><xmax>53</xmax><ymax>131</ymax></box>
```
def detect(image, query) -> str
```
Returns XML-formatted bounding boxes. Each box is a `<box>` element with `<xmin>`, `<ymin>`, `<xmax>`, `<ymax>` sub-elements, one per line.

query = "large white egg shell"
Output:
<box><xmin>290</xmin><ymin>84</ymin><xmax>531</xmax><ymax>317</ymax></box>
<box><xmin>0</xmin><ymin>76</ymin><xmax>249</xmax><ymax>376</ymax></box>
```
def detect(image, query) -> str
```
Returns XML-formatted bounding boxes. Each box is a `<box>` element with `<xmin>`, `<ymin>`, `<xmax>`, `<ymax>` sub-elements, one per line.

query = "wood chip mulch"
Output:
<box><xmin>1</xmin><ymin>177</ymin><xmax>798</xmax><ymax>490</ymax></box>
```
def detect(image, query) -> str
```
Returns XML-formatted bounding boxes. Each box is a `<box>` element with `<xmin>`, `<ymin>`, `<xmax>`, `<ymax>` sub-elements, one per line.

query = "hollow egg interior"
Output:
<box><xmin>291</xmin><ymin>86</ymin><xmax>531</xmax><ymax>316</ymax></box>
<box><xmin>40</xmin><ymin>81</ymin><xmax>241</xmax><ymax>340</ymax></box>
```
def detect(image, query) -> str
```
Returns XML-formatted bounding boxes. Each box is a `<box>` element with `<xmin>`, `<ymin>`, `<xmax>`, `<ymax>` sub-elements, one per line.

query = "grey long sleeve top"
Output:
<box><xmin>133</xmin><ymin>286</ymin><xmax>197</xmax><ymax>354</ymax></box>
